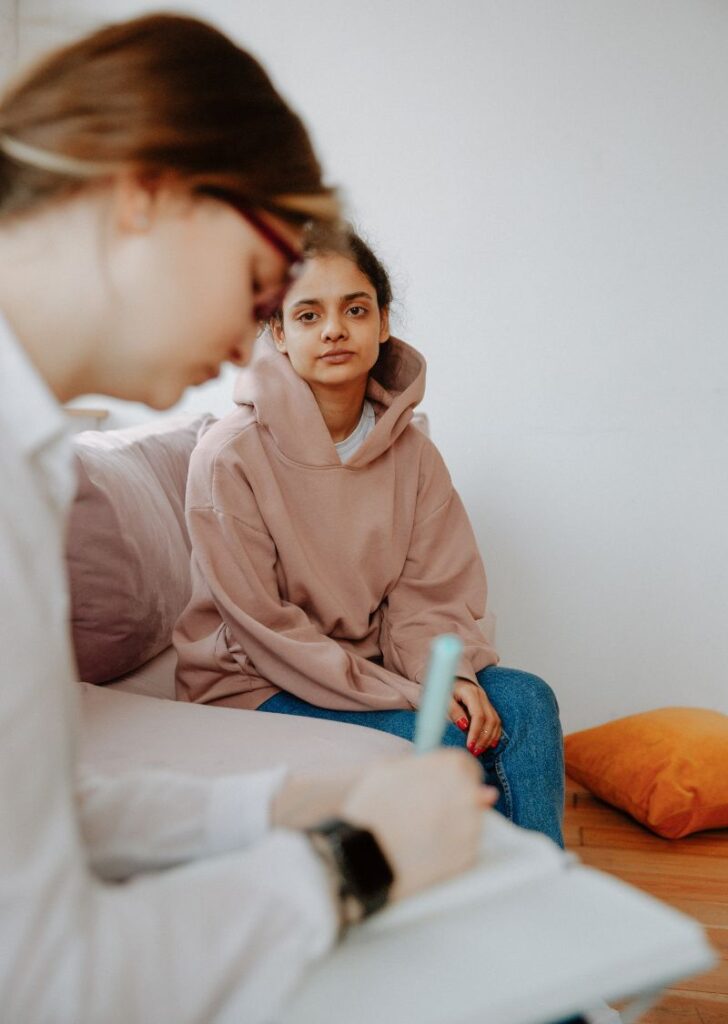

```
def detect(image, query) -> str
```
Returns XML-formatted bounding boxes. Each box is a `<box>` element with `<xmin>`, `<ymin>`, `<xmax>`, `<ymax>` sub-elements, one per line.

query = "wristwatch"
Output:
<box><xmin>306</xmin><ymin>818</ymin><xmax>394</xmax><ymax>933</ymax></box>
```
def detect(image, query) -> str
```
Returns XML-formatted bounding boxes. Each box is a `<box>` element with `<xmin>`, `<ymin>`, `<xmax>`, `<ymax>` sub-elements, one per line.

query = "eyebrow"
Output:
<box><xmin>290</xmin><ymin>290</ymin><xmax>374</xmax><ymax>310</ymax></box>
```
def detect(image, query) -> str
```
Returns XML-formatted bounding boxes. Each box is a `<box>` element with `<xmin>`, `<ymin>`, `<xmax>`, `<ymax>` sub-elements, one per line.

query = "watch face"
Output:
<box><xmin>311</xmin><ymin>819</ymin><xmax>394</xmax><ymax>920</ymax></box>
<box><xmin>341</xmin><ymin>827</ymin><xmax>394</xmax><ymax>899</ymax></box>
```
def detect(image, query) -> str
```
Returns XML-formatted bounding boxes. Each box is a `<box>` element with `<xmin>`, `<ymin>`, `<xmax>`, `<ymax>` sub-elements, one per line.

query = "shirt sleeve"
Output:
<box><xmin>379</xmin><ymin>440</ymin><xmax>499</xmax><ymax>686</ymax></box>
<box><xmin>180</xmin><ymin>467</ymin><xmax>422</xmax><ymax>711</ymax></box>
<box><xmin>76</xmin><ymin>763</ymin><xmax>287</xmax><ymax>880</ymax></box>
<box><xmin>0</xmin><ymin>510</ymin><xmax>337</xmax><ymax>1024</ymax></box>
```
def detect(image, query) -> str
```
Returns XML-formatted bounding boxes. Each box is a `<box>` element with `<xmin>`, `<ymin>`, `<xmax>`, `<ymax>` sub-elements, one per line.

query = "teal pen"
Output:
<box><xmin>413</xmin><ymin>634</ymin><xmax>464</xmax><ymax>755</ymax></box>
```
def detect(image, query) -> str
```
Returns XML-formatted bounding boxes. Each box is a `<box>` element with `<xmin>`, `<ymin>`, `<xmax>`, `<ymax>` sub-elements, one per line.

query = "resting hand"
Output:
<box><xmin>449</xmin><ymin>679</ymin><xmax>502</xmax><ymax>756</ymax></box>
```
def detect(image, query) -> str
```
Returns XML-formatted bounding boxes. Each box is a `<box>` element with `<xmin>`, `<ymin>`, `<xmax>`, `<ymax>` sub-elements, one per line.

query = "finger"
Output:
<box><xmin>459</xmin><ymin>688</ymin><xmax>494</xmax><ymax>754</ymax></box>
<box><xmin>476</xmin><ymin>711</ymin><xmax>501</xmax><ymax>753</ymax></box>
<box><xmin>477</xmin><ymin>785</ymin><xmax>499</xmax><ymax>809</ymax></box>
<box><xmin>462</xmin><ymin>700</ymin><xmax>485</xmax><ymax>750</ymax></box>
<box><xmin>448</xmin><ymin>699</ymin><xmax>469</xmax><ymax>733</ymax></box>
<box><xmin>429</xmin><ymin>747</ymin><xmax>483</xmax><ymax>787</ymax></box>
<box><xmin>454</xmin><ymin>685</ymin><xmax>484</xmax><ymax>748</ymax></box>
<box><xmin>449</xmin><ymin>747</ymin><xmax>486</xmax><ymax>783</ymax></box>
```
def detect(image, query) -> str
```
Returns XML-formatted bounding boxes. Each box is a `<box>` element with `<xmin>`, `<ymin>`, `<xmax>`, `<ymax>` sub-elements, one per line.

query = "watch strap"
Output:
<box><xmin>306</xmin><ymin>818</ymin><xmax>394</xmax><ymax>933</ymax></box>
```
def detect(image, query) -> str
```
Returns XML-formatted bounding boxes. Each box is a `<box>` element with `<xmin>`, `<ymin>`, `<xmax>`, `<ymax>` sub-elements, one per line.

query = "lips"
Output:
<box><xmin>320</xmin><ymin>350</ymin><xmax>354</xmax><ymax>362</ymax></box>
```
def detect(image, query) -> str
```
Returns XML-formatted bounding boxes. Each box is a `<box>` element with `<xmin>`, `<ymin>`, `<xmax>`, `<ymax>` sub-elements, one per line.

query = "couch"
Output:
<box><xmin>70</xmin><ymin>413</ymin><xmax>496</xmax><ymax>779</ymax></box>
<box><xmin>69</xmin><ymin>417</ymin><xmax>711</xmax><ymax>1024</ymax></box>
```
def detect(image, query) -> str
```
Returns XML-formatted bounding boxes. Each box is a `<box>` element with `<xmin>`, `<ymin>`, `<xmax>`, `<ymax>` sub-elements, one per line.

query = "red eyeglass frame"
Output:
<box><xmin>196</xmin><ymin>185</ymin><xmax>304</xmax><ymax>321</ymax></box>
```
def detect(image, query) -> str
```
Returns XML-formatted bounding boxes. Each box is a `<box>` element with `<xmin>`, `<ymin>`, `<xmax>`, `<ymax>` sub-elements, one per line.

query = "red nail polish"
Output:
<box><xmin>457</xmin><ymin>718</ymin><xmax>468</xmax><ymax>731</ymax></box>
<box><xmin>490</xmin><ymin>739</ymin><xmax>498</xmax><ymax>748</ymax></box>
<box><xmin>474</xmin><ymin>747</ymin><xmax>483</xmax><ymax>757</ymax></box>
<box><xmin>467</xmin><ymin>742</ymin><xmax>475</xmax><ymax>753</ymax></box>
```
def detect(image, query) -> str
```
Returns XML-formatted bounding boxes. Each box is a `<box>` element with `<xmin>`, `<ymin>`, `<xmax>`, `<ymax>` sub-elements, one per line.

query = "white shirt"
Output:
<box><xmin>0</xmin><ymin>314</ymin><xmax>337</xmax><ymax>1023</ymax></box>
<box><xmin>334</xmin><ymin>399</ymin><xmax>376</xmax><ymax>463</ymax></box>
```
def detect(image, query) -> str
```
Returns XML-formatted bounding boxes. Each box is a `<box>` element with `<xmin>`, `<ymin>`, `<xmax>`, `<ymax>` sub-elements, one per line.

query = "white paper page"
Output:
<box><xmin>278</xmin><ymin>822</ymin><xmax>714</xmax><ymax>1024</ymax></box>
<box><xmin>363</xmin><ymin>810</ymin><xmax>570</xmax><ymax>935</ymax></box>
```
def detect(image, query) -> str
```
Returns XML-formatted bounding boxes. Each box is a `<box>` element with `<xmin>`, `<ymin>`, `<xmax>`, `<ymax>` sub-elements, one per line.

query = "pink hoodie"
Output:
<box><xmin>174</xmin><ymin>335</ymin><xmax>498</xmax><ymax>711</ymax></box>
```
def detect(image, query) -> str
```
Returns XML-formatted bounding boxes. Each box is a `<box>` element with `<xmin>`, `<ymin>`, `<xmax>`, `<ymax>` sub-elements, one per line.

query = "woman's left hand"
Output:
<box><xmin>449</xmin><ymin>679</ymin><xmax>502</xmax><ymax>756</ymax></box>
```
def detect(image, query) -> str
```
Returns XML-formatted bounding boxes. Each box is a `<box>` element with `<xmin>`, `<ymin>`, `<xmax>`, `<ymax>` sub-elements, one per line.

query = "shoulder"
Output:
<box><xmin>190</xmin><ymin>406</ymin><xmax>259</xmax><ymax>468</ymax></box>
<box><xmin>193</xmin><ymin>406</ymin><xmax>257</xmax><ymax>456</ymax></box>
<box><xmin>186</xmin><ymin>406</ymin><xmax>259</xmax><ymax>505</ymax></box>
<box><xmin>395</xmin><ymin>422</ymin><xmax>453</xmax><ymax>511</ymax></box>
<box><xmin>397</xmin><ymin>420</ymin><xmax>449</xmax><ymax>473</ymax></box>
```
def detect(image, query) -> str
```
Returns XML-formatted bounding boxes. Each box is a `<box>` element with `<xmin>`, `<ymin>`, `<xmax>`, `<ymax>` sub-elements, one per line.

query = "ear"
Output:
<box><xmin>378</xmin><ymin>307</ymin><xmax>390</xmax><ymax>344</ymax></box>
<box><xmin>112</xmin><ymin>172</ymin><xmax>158</xmax><ymax>235</ymax></box>
<box><xmin>270</xmin><ymin>317</ymin><xmax>288</xmax><ymax>352</ymax></box>
<box><xmin>113</xmin><ymin>172</ymin><xmax>183</xmax><ymax>235</ymax></box>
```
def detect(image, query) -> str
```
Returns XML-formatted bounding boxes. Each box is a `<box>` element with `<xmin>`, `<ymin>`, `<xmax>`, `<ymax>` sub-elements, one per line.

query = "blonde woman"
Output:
<box><xmin>0</xmin><ymin>15</ymin><xmax>493</xmax><ymax>1023</ymax></box>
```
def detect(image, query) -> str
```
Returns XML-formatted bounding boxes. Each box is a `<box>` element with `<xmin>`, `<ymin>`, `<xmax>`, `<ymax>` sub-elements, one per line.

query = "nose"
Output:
<box><xmin>322</xmin><ymin>312</ymin><xmax>347</xmax><ymax>343</ymax></box>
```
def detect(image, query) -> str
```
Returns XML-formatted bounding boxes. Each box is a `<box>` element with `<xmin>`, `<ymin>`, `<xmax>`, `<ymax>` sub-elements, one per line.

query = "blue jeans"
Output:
<box><xmin>259</xmin><ymin>665</ymin><xmax>565</xmax><ymax>847</ymax></box>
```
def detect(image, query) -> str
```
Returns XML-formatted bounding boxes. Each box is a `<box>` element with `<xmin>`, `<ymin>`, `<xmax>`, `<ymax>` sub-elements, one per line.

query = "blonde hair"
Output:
<box><xmin>0</xmin><ymin>13</ymin><xmax>339</xmax><ymax>225</ymax></box>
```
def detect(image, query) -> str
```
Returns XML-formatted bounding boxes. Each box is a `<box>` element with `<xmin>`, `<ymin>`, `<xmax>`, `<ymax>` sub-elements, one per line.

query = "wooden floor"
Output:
<box><xmin>564</xmin><ymin>776</ymin><xmax>728</xmax><ymax>1024</ymax></box>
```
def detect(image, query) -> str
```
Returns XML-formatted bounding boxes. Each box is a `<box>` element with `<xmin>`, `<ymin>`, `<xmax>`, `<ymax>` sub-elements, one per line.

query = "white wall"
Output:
<box><xmin>9</xmin><ymin>1</ymin><xmax>728</xmax><ymax>730</ymax></box>
<box><xmin>0</xmin><ymin>0</ymin><xmax>17</xmax><ymax>82</ymax></box>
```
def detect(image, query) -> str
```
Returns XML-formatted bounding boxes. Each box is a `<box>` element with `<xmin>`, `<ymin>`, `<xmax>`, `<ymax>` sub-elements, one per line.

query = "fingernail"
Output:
<box><xmin>457</xmin><ymin>718</ymin><xmax>468</xmax><ymax>731</ymax></box>
<box><xmin>474</xmin><ymin>747</ymin><xmax>484</xmax><ymax>757</ymax></box>
<box><xmin>467</xmin><ymin>742</ymin><xmax>475</xmax><ymax>753</ymax></box>
<box><xmin>490</xmin><ymin>739</ymin><xmax>498</xmax><ymax>748</ymax></box>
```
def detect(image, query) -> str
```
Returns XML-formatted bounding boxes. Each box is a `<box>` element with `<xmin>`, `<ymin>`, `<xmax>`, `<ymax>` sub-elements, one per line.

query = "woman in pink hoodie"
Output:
<box><xmin>175</xmin><ymin>226</ymin><xmax>565</xmax><ymax>846</ymax></box>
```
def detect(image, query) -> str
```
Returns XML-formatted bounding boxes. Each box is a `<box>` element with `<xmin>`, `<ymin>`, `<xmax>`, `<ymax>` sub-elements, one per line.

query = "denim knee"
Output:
<box><xmin>519</xmin><ymin>672</ymin><xmax>560</xmax><ymax>718</ymax></box>
<box><xmin>478</xmin><ymin>667</ymin><xmax>561</xmax><ymax>733</ymax></box>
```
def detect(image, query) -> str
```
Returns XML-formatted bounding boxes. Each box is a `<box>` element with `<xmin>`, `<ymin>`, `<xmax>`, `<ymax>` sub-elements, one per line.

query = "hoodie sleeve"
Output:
<box><xmin>379</xmin><ymin>440</ymin><xmax>499</xmax><ymax>686</ymax></box>
<box><xmin>179</xmin><ymin>449</ymin><xmax>423</xmax><ymax>712</ymax></box>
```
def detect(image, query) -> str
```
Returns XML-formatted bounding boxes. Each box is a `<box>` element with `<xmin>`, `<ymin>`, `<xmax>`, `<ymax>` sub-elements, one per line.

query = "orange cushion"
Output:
<box><xmin>564</xmin><ymin>707</ymin><xmax>728</xmax><ymax>839</ymax></box>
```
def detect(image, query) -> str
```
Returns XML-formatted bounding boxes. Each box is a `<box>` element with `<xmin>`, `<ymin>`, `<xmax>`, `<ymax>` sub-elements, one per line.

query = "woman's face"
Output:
<box><xmin>272</xmin><ymin>253</ymin><xmax>389</xmax><ymax>390</ymax></box>
<box><xmin>104</xmin><ymin>183</ymin><xmax>301</xmax><ymax>408</ymax></box>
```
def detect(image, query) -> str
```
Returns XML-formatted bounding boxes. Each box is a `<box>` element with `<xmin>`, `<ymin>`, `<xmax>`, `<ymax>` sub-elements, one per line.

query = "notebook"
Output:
<box><xmin>276</xmin><ymin>812</ymin><xmax>715</xmax><ymax>1024</ymax></box>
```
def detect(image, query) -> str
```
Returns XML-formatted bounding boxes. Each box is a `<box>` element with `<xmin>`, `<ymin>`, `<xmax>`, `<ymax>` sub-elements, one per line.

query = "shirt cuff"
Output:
<box><xmin>456</xmin><ymin>656</ymin><xmax>479</xmax><ymax>686</ymax></box>
<box><xmin>264</xmin><ymin>829</ymin><xmax>340</xmax><ymax>956</ymax></box>
<box><xmin>206</xmin><ymin>766</ymin><xmax>288</xmax><ymax>854</ymax></box>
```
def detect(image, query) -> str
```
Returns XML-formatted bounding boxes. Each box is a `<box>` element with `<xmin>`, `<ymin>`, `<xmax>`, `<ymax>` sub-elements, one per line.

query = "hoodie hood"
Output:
<box><xmin>232</xmin><ymin>333</ymin><xmax>426</xmax><ymax>468</ymax></box>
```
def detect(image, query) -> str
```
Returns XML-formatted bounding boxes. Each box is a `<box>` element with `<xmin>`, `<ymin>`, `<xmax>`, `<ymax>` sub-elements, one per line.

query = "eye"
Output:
<box><xmin>347</xmin><ymin>305</ymin><xmax>368</xmax><ymax>317</ymax></box>
<box><xmin>296</xmin><ymin>311</ymin><xmax>319</xmax><ymax>323</ymax></box>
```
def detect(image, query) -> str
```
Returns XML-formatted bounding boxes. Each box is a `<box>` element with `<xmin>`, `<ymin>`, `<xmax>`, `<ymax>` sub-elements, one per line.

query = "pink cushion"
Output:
<box><xmin>67</xmin><ymin>415</ymin><xmax>214</xmax><ymax>684</ymax></box>
<box><xmin>80</xmin><ymin>682</ymin><xmax>410</xmax><ymax>776</ymax></box>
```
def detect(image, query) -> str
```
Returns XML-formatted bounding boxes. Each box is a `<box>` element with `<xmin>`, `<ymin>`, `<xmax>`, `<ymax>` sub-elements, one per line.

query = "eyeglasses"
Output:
<box><xmin>196</xmin><ymin>185</ymin><xmax>303</xmax><ymax>321</ymax></box>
